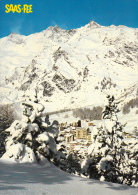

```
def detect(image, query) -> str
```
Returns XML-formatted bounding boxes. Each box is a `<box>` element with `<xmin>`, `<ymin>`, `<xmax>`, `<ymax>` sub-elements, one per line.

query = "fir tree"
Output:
<box><xmin>2</xmin><ymin>89</ymin><xmax>59</xmax><ymax>163</ymax></box>
<box><xmin>82</xmin><ymin>95</ymin><xmax>137</xmax><ymax>186</ymax></box>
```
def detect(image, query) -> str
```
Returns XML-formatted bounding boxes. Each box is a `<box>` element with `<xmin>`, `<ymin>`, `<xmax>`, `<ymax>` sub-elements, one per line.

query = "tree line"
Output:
<box><xmin>73</xmin><ymin>106</ymin><xmax>103</xmax><ymax>120</ymax></box>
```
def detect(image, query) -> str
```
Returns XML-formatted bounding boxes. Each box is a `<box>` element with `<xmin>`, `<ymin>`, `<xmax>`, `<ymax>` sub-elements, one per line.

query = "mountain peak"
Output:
<box><xmin>46</xmin><ymin>25</ymin><xmax>63</xmax><ymax>33</ymax></box>
<box><xmin>54</xmin><ymin>25</ymin><xmax>60</xmax><ymax>29</ymax></box>
<box><xmin>9</xmin><ymin>32</ymin><xmax>18</xmax><ymax>37</ymax></box>
<box><xmin>0</xmin><ymin>21</ymin><xmax>137</xmax><ymax>111</ymax></box>
<box><xmin>53</xmin><ymin>25</ymin><xmax>61</xmax><ymax>32</ymax></box>
<box><xmin>10</xmin><ymin>32</ymin><xmax>18</xmax><ymax>35</ymax></box>
<box><xmin>88</xmin><ymin>20</ymin><xmax>100</xmax><ymax>28</ymax></box>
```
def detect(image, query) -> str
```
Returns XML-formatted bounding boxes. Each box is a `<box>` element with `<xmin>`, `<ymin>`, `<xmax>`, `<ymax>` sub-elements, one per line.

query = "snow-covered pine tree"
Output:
<box><xmin>0</xmin><ymin>104</ymin><xmax>16</xmax><ymax>154</ymax></box>
<box><xmin>1</xmin><ymin>89</ymin><xmax>59</xmax><ymax>163</ymax></box>
<box><xmin>96</xmin><ymin>95</ymin><xmax>137</xmax><ymax>186</ymax></box>
<box><xmin>82</xmin><ymin>95</ymin><xmax>126</xmax><ymax>183</ymax></box>
<box><xmin>118</xmin><ymin>134</ymin><xmax>138</xmax><ymax>186</ymax></box>
<box><xmin>82</xmin><ymin>95</ymin><xmax>137</xmax><ymax>186</ymax></box>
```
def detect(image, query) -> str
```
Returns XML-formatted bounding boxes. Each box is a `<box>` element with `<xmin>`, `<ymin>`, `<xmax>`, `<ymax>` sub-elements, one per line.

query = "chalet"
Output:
<box><xmin>88</xmin><ymin>122</ymin><xmax>94</xmax><ymax>126</ymax></box>
<box><xmin>78</xmin><ymin>120</ymin><xmax>81</xmax><ymax>127</ymax></box>
<box><xmin>123</xmin><ymin>132</ymin><xmax>134</xmax><ymax>138</ymax></box>
<box><xmin>76</xmin><ymin>127</ymin><xmax>89</xmax><ymax>139</ymax></box>
<box><xmin>72</xmin><ymin>122</ymin><xmax>78</xmax><ymax>127</ymax></box>
<box><xmin>59</xmin><ymin>122</ymin><xmax>67</xmax><ymax>127</ymax></box>
<box><xmin>70</xmin><ymin>130</ymin><xmax>76</xmax><ymax>136</ymax></box>
<box><xmin>60</xmin><ymin>126</ymin><xmax>65</xmax><ymax>131</ymax></box>
<box><xmin>87</xmin><ymin>134</ymin><xmax>92</xmax><ymax>143</ymax></box>
<box><xmin>60</xmin><ymin>131</ymin><xmax>66</xmax><ymax>136</ymax></box>
<box><xmin>64</xmin><ymin>133</ymin><xmax>74</xmax><ymax>143</ymax></box>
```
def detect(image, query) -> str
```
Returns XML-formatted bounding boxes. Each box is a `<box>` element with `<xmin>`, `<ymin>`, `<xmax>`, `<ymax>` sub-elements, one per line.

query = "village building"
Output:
<box><xmin>123</xmin><ymin>132</ymin><xmax>134</xmax><ymax>138</ymax></box>
<box><xmin>78</xmin><ymin>120</ymin><xmax>81</xmax><ymax>127</ymax></box>
<box><xmin>88</xmin><ymin>122</ymin><xmax>94</xmax><ymax>126</ymax></box>
<box><xmin>59</xmin><ymin>122</ymin><xmax>67</xmax><ymax>127</ymax></box>
<box><xmin>72</xmin><ymin>122</ymin><xmax>78</xmax><ymax>127</ymax></box>
<box><xmin>76</xmin><ymin>127</ymin><xmax>89</xmax><ymax>139</ymax></box>
<box><xmin>72</xmin><ymin>127</ymin><xmax>76</xmax><ymax>130</ymax></box>
<box><xmin>59</xmin><ymin>130</ymin><xmax>66</xmax><ymax>136</ymax></box>
<box><xmin>70</xmin><ymin>130</ymin><xmax>76</xmax><ymax>136</ymax></box>
<box><xmin>64</xmin><ymin>133</ymin><xmax>74</xmax><ymax>143</ymax></box>
<box><xmin>65</xmin><ymin>128</ymin><xmax>71</xmax><ymax>133</ymax></box>
<box><xmin>60</xmin><ymin>126</ymin><xmax>65</xmax><ymax>131</ymax></box>
<box><xmin>87</xmin><ymin>134</ymin><xmax>92</xmax><ymax>143</ymax></box>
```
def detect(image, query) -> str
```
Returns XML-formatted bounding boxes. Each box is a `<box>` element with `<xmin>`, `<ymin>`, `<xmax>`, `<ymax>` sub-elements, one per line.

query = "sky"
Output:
<box><xmin>0</xmin><ymin>0</ymin><xmax>138</xmax><ymax>38</ymax></box>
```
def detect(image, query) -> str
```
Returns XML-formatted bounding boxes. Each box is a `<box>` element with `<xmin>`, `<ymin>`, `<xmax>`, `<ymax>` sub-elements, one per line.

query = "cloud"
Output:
<box><xmin>9</xmin><ymin>18</ymin><xmax>34</xmax><ymax>36</ymax></box>
<box><xmin>9</xmin><ymin>18</ymin><xmax>24</xmax><ymax>34</ymax></box>
<box><xmin>59</xmin><ymin>23</ymin><xmax>68</xmax><ymax>30</ymax></box>
<box><xmin>10</xmin><ymin>25</ymin><xmax>22</xmax><ymax>34</ymax></box>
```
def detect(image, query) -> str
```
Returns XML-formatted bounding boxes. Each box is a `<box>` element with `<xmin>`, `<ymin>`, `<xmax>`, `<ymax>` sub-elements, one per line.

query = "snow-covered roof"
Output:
<box><xmin>65</xmin><ymin>133</ymin><xmax>73</xmax><ymax>137</ymax></box>
<box><xmin>70</xmin><ymin>141</ymin><xmax>78</xmax><ymax>144</ymax></box>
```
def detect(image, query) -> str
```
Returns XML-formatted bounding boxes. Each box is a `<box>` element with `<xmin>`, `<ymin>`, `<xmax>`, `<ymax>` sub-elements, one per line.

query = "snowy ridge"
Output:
<box><xmin>117</xmin><ymin>82</ymin><xmax>138</xmax><ymax>104</ymax></box>
<box><xmin>0</xmin><ymin>21</ymin><xmax>138</xmax><ymax>110</ymax></box>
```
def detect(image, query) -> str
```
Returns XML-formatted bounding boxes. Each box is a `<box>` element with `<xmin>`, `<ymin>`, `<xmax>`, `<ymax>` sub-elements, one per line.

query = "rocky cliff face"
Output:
<box><xmin>0</xmin><ymin>21</ymin><xmax>137</xmax><ymax>110</ymax></box>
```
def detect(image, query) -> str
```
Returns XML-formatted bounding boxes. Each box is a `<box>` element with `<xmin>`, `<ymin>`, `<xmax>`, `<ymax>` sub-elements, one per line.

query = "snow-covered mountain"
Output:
<box><xmin>0</xmin><ymin>21</ymin><xmax>137</xmax><ymax>111</ymax></box>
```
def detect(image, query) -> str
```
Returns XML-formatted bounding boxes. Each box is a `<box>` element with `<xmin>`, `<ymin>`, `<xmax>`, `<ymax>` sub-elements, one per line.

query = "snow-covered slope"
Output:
<box><xmin>0</xmin><ymin>21</ymin><xmax>137</xmax><ymax>110</ymax></box>
<box><xmin>0</xmin><ymin>159</ymin><xmax>137</xmax><ymax>195</ymax></box>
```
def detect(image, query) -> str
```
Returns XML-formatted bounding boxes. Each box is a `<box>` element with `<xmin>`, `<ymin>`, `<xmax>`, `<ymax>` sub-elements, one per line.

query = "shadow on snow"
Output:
<box><xmin>0</xmin><ymin>160</ymin><xmax>137</xmax><ymax>195</ymax></box>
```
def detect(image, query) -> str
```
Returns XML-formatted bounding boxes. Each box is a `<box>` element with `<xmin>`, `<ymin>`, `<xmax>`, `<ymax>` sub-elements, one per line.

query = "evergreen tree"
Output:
<box><xmin>82</xmin><ymin>95</ymin><xmax>137</xmax><ymax>186</ymax></box>
<box><xmin>0</xmin><ymin>104</ymin><xmax>16</xmax><ymax>154</ymax></box>
<box><xmin>1</xmin><ymin>89</ymin><xmax>59</xmax><ymax>163</ymax></box>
